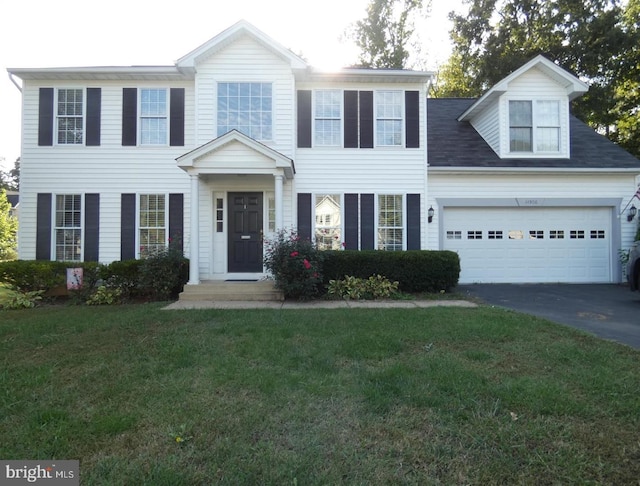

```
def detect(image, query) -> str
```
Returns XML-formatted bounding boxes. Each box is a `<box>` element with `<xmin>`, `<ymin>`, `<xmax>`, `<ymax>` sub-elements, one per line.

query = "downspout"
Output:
<box><xmin>7</xmin><ymin>72</ymin><xmax>22</xmax><ymax>93</ymax></box>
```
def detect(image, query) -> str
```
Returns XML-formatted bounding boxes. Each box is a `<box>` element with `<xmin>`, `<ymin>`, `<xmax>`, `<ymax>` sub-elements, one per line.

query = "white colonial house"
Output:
<box><xmin>7</xmin><ymin>21</ymin><xmax>640</xmax><ymax>286</ymax></box>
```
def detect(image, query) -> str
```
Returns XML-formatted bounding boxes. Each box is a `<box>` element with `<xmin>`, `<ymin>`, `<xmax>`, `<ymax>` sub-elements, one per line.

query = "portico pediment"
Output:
<box><xmin>176</xmin><ymin>130</ymin><xmax>295</xmax><ymax>179</ymax></box>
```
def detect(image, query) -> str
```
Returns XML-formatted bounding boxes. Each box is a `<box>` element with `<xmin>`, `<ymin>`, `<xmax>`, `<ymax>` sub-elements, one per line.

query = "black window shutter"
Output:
<box><xmin>169</xmin><ymin>193</ymin><xmax>184</xmax><ymax>253</ymax></box>
<box><xmin>405</xmin><ymin>91</ymin><xmax>420</xmax><ymax>148</ymax></box>
<box><xmin>297</xmin><ymin>90</ymin><xmax>312</xmax><ymax>148</ymax></box>
<box><xmin>84</xmin><ymin>194</ymin><xmax>100</xmax><ymax>261</ymax></box>
<box><xmin>406</xmin><ymin>193</ymin><xmax>421</xmax><ymax>250</ymax></box>
<box><xmin>122</xmin><ymin>88</ymin><xmax>137</xmax><ymax>146</ymax></box>
<box><xmin>121</xmin><ymin>193</ymin><xmax>136</xmax><ymax>260</ymax></box>
<box><xmin>359</xmin><ymin>91</ymin><xmax>374</xmax><ymax>148</ymax></box>
<box><xmin>344</xmin><ymin>91</ymin><xmax>359</xmax><ymax>148</ymax></box>
<box><xmin>38</xmin><ymin>88</ymin><xmax>54</xmax><ymax>146</ymax></box>
<box><xmin>360</xmin><ymin>193</ymin><xmax>375</xmax><ymax>249</ymax></box>
<box><xmin>344</xmin><ymin>193</ymin><xmax>359</xmax><ymax>250</ymax></box>
<box><xmin>36</xmin><ymin>193</ymin><xmax>52</xmax><ymax>260</ymax></box>
<box><xmin>170</xmin><ymin>88</ymin><xmax>185</xmax><ymax>146</ymax></box>
<box><xmin>86</xmin><ymin>88</ymin><xmax>101</xmax><ymax>146</ymax></box>
<box><xmin>297</xmin><ymin>193</ymin><xmax>312</xmax><ymax>240</ymax></box>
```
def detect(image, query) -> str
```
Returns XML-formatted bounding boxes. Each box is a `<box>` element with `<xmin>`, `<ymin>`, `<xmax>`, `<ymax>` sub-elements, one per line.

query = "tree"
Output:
<box><xmin>434</xmin><ymin>0</ymin><xmax>640</xmax><ymax>158</ymax></box>
<box><xmin>0</xmin><ymin>188</ymin><xmax>18</xmax><ymax>261</ymax></box>
<box><xmin>348</xmin><ymin>0</ymin><xmax>430</xmax><ymax>69</ymax></box>
<box><xmin>0</xmin><ymin>157</ymin><xmax>20</xmax><ymax>191</ymax></box>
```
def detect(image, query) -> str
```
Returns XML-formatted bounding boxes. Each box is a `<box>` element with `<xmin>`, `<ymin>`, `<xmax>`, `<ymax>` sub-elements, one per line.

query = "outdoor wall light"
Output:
<box><xmin>428</xmin><ymin>206</ymin><xmax>435</xmax><ymax>223</ymax></box>
<box><xmin>628</xmin><ymin>205</ymin><xmax>637</xmax><ymax>222</ymax></box>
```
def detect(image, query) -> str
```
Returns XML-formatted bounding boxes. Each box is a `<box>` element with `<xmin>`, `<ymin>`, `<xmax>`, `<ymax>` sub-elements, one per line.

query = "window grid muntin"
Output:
<box><xmin>376</xmin><ymin>90</ymin><xmax>403</xmax><ymax>146</ymax></box>
<box><xmin>378</xmin><ymin>194</ymin><xmax>403</xmax><ymax>251</ymax></box>
<box><xmin>140</xmin><ymin>89</ymin><xmax>167</xmax><ymax>145</ymax></box>
<box><xmin>314</xmin><ymin>90</ymin><xmax>341</xmax><ymax>146</ymax></box>
<box><xmin>139</xmin><ymin>194</ymin><xmax>166</xmax><ymax>258</ymax></box>
<box><xmin>57</xmin><ymin>89</ymin><xmax>84</xmax><ymax>144</ymax></box>
<box><xmin>217</xmin><ymin>82</ymin><xmax>273</xmax><ymax>140</ymax></box>
<box><xmin>509</xmin><ymin>99</ymin><xmax>561</xmax><ymax>153</ymax></box>
<box><xmin>55</xmin><ymin>194</ymin><xmax>82</xmax><ymax>261</ymax></box>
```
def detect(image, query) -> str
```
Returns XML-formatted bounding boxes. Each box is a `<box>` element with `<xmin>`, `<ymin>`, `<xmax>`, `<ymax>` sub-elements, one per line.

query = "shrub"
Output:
<box><xmin>138</xmin><ymin>246</ymin><xmax>189</xmax><ymax>301</ymax></box>
<box><xmin>327</xmin><ymin>274</ymin><xmax>400</xmax><ymax>300</ymax></box>
<box><xmin>0</xmin><ymin>260</ymin><xmax>67</xmax><ymax>292</ymax></box>
<box><xmin>263</xmin><ymin>229</ymin><xmax>324</xmax><ymax>300</ymax></box>
<box><xmin>0</xmin><ymin>290</ymin><xmax>44</xmax><ymax>309</ymax></box>
<box><xmin>86</xmin><ymin>285</ymin><xmax>123</xmax><ymax>305</ymax></box>
<box><xmin>322</xmin><ymin>250</ymin><xmax>460</xmax><ymax>293</ymax></box>
<box><xmin>100</xmin><ymin>259</ymin><xmax>144</xmax><ymax>300</ymax></box>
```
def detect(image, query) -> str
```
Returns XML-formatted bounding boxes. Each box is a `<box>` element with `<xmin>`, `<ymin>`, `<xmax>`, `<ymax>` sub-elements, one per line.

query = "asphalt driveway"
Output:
<box><xmin>458</xmin><ymin>284</ymin><xmax>640</xmax><ymax>349</ymax></box>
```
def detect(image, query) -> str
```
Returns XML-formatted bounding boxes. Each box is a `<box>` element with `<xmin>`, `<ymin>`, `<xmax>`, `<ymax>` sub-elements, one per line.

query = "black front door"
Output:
<box><xmin>228</xmin><ymin>192</ymin><xmax>263</xmax><ymax>273</ymax></box>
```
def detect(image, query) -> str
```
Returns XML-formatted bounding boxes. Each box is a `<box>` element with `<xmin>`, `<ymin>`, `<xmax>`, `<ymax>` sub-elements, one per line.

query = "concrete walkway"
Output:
<box><xmin>164</xmin><ymin>299</ymin><xmax>478</xmax><ymax>310</ymax></box>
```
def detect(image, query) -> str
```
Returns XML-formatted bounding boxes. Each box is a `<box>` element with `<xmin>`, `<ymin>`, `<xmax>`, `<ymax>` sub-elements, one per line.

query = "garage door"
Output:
<box><xmin>443</xmin><ymin>207</ymin><xmax>612</xmax><ymax>283</ymax></box>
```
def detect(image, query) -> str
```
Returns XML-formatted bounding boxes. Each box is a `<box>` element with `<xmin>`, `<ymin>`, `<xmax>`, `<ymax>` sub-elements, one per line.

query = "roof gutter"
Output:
<box><xmin>7</xmin><ymin>71</ymin><xmax>22</xmax><ymax>93</ymax></box>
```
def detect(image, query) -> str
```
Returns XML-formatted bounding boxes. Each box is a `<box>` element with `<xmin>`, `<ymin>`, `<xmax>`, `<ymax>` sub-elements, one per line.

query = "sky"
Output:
<box><xmin>0</xmin><ymin>0</ymin><xmax>465</xmax><ymax>172</ymax></box>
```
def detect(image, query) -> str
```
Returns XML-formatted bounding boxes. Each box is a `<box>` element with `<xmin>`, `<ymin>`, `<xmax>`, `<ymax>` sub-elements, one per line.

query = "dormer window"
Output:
<box><xmin>509</xmin><ymin>100</ymin><xmax>560</xmax><ymax>153</ymax></box>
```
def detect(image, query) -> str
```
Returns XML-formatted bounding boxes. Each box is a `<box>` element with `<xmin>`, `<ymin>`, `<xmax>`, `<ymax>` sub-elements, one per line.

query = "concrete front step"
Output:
<box><xmin>179</xmin><ymin>280</ymin><xmax>284</xmax><ymax>302</ymax></box>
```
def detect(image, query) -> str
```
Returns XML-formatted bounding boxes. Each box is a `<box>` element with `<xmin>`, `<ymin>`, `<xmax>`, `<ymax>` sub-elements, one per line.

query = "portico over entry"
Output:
<box><xmin>177</xmin><ymin>130</ymin><xmax>295</xmax><ymax>284</ymax></box>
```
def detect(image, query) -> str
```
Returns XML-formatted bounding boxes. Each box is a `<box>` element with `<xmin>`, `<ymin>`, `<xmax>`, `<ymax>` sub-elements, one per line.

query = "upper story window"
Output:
<box><xmin>376</xmin><ymin>90</ymin><xmax>403</xmax><ymax>146</ymax></box>
<box><xmin>314</xmin><ymin>90</ymin><xmax>341</xmax><ymax>146</ymax></box>
<box><xmin>509</xmin><ymin>100</ymin><xmax>560</xmax><ymax>153</ymax></box>
<box><xmin>140</xmin><ymin>89</ymin><xmax>167</xmax><ymax>145</ymax></box>
<box><xmin>57</xmin><ymin>89</ymin><xmax>83</xmax><ymax>144</ymax></box>
<box><xmin>217</xmin><ymin>82</ymin><xmax>272</xmax><ymax>140</ymax></box>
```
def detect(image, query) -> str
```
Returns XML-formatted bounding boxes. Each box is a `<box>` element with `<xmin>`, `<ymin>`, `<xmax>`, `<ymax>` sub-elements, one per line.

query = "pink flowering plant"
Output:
<box><xmin>263</xmin><ymin>229</ymin><xmax>324</xmax><ymax>300</ymax></box>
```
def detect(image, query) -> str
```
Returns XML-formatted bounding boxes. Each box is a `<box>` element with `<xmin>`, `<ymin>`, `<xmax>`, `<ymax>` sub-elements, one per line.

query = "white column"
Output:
<box><xmin>188</xmin><ymin>173</ymin><xmax>200</xmax><ymax>285</ymax></box>
<box><xmin>274</xmin><ymin>174</ymin><xmax>284</xmax><ymax>230</ymax></box>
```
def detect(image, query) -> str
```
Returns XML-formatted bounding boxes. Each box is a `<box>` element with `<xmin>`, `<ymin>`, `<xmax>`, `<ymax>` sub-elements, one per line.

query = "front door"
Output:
<box><xmin>228</xmin><ymin>192</ymin><xmax>263</xmax><ymax>273</ymax></box>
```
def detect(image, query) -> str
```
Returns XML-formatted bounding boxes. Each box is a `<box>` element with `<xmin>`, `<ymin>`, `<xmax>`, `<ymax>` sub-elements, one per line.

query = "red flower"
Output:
<box><xmin>290</xmin><ymin>251</ymin><xmax>299</xmax><ymax>257</ymax></box>
<box><xmin>303</xmin><ymin>259</ymin><xmax>311</xmax><ymax>269</ymax></box>
<box><xmin>313</xmin><ymin>272</ymin><xmax>319</xmax><ymax>278</ymax></box>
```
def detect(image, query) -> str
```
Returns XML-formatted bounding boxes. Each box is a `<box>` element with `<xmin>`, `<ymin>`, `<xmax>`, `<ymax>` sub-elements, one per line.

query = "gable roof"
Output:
<box><xmin>458</xmin><ymin>55</ymin><xmax>589</xmax><ymax>122</ymax></box>
<box><xmin>176</xmin><ymin>129</ymin><xmax>295</xmax><ymax>179</ymax></box>
<box><xmin>428</xmin><ymin>98</ymin><xmax>640</xmax><ymax>170</ymax></box>
<box><xmin>176</xmin><ymin>20</ymin><xmax>307</xmax><ymax>70</ymax></box>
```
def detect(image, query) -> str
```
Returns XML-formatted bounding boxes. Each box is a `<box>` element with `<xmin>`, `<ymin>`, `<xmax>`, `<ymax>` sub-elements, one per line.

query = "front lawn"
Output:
<box><xmin>1</xmin><ymin>304</ymin><xmax>638</xmax><ymax>484</ymax></box>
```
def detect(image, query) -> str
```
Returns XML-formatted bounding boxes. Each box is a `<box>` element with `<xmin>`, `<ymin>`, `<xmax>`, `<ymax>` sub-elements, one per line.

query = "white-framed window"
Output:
<box><xmin>217</xmin><ymin>82</ymin><xmax>273</xmax><ymax>140</ymax></box>
<box><xmin>139</xmin><ymin>194</ymin><xmax>166</xmax><ymax>258</ymax></box>
<box><xmin>140</xmin><ymin>88</ymin><xmax>167</xmax><ymax>145</ymax></box>
<box><xmin>378</xmin><ymin>194</ymin><xmax>403</xmax><ymax>251</ymax></box>
<box><xmin>315</xmin><ymin>194</ymin><xmax>342</xmax><ymax>250</ymax></box>
<box><xmin>57</xmin><ymin>89</ymin><xmax>84</xmax><ymax>144</ymax></box>
<box><xmin>55</xmin><ymin>194</ymin><xmax>82</xmax><ymax>261</ymax></box>
<box><xmin>376</xmin><ymin>90</ymin><xmax>403</xmax><ymax>146</ymax></box>
<box><xmin>314</xmin><ymin>90</ymin><xmax>341</xmax><ymax>146</ymax></box>
<box><xmin>509</xmin><ymin>99</ymin><xmax>560</xmax><ymax>153</ymax></box>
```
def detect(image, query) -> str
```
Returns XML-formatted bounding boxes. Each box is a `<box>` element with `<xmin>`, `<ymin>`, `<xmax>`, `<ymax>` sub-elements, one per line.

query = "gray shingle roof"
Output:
<box><xmin>427</xmin><ymin>98</ymin><xmax>640</xmax><ymax>169</ymax></box>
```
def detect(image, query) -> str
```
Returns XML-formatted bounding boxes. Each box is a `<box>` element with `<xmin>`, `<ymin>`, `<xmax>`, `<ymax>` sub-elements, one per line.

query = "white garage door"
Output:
<box><xmin>443</xmin><ymin>207</ymin><xmax>612</xmax><ymax>283</ymax></box>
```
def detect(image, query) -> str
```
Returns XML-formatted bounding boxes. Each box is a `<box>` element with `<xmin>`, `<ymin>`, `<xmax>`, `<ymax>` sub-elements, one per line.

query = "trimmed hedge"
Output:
<box><xmin>0</xmin><ymin>255</ymin><xmax>188</xmax><ymax>302</ymax></box>
<box><xmin>322</xmin><ymin>250</ymin><xmax>460</xmax><ymax>293</ymax></box>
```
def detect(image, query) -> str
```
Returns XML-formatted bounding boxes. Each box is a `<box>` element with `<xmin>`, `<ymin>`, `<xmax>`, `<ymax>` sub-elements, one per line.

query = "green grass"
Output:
<box><xmin>1</xmin><ymin>304</ymin><xmax>638</xmax><ymax>485</ymax></box>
